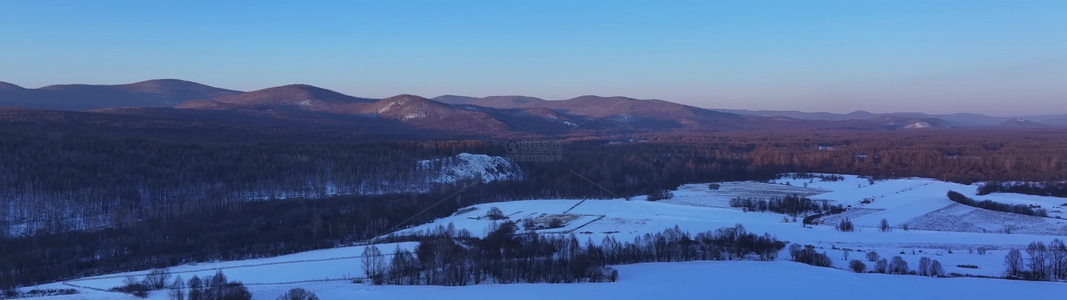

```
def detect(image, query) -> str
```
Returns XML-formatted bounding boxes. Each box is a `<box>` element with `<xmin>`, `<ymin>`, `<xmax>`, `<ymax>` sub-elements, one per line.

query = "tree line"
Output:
<box><xmin>363</xmin><ymin>223</ymin><xmax>785</xmax><ymax>286</ymax></box>
<box><xmin>946</xmin><ymin>191</ymin><xmax>1048</xmax><ymax>217</ymax></box>
<box><xmin>729</xmin><ymin>195</ymin><xmax>845</xmax><ymax>218</ymax></box>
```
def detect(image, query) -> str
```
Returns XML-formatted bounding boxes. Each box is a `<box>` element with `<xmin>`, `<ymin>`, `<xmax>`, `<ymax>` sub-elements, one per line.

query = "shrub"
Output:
<box><xmin>191</xmin><ymin>270</ymin><xmax>253</xmax><ymax>300</ymax></box>
<box><xmin>111</xmin><ymin>276</ymin><xmax>150</xmax><ymax>298</ymax></box>
<box><xmin>708</xmin><ymin>183</ymin><xmax>721</xmax><ymax>190</ymax></box>
<box><xmin>646</xmin><ymin>189</ymin><xmax>674</xmax><ymax>201</ymax></box>
<box><xmin>219</xmin><ymin>282</ymin><xmax>252</xmax><ymax>300</ymax></box>
<box><xmin>2</xmin><ymin>287</ymin><xmax>18</xmax><ymax>299</ymax></box>
<box><xmin>453</xmin><ymin>206</ymin><xmax>478</xmax><ymax>216</ymax></box>
<box><xmin>143</xmin><ymin>268</ymin><xmax>171</xmax><ymax>290</ymax></box>
<box><xmin>849</xmin><ymin>260</ymin><xmax>867</xmax><ymax>273</ymax></box>
<box><xmin>522</xmin><ymin>218</ymin><xmax>537</xmax><ymax>231</ymax></box>
<box><xmin>957</xmin><ymin>264</ymin><xmax>979</xmax><ymax>269</ymax></box>
<box><xmin>789</xmin><ymin>244</ymin><xmax>832</xmax><ymax>267</ymax></box>
<box><xmin>485</xmin><ymin>207</ymin><xmax>506</xmax><ymax>220</ymax></box>
<box><xmin>866</xmin><ymin>251</ymin><xmax>879</xmax><ymax>262</ymax></box>
<box><xmin>835</xmin><ymin>218</ymin><xmax>854</xmax><ymax>232</ymax></box>
<box><xmin>888</xmin><ymin>256</ymin><xmax>909</xmax><ymax>274</ymax></box>
<box><xmin>277</xmin><ymin>288</ymin><xmax>320</xmax><ymax>300</ymax></box>
<box><xmin>20</xmin><ymin>289</ymin><xmax>78</xmax><ymax>298</ymax></box>
<box><xmin>875</xmin><ymin>258</ymin><xmax>888</xmax><ymax>273</ymax></box>
<box><xmin>548</xmin><ymin>217</ymin><xmax>565</xmax><ymax>229</ymax></box>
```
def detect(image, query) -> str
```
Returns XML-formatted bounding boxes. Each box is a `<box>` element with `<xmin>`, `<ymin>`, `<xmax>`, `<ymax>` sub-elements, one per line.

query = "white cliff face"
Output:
<box><xmin>418</xmin><ymin>153</ymin><xmax>523</xmax><ymax>184</ymax></box>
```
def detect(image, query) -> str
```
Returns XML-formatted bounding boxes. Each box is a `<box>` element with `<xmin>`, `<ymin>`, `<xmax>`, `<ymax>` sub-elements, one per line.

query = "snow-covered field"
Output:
<box><xmin>25</xmin><ymin>174</ymin><xmax>1067</xmax><ymax>299</ymax></box>
<box><xmin>39</xmin><ymin>261</ymin><xmax>1067</xmax><ymax>300</ymax></box>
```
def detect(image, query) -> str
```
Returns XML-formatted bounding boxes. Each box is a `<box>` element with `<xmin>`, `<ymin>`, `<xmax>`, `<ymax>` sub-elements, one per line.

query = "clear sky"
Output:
<box><xmin>1</xmin><ymin>0</ymin><xmax>1065</xmax><ymax>116</ymax></box>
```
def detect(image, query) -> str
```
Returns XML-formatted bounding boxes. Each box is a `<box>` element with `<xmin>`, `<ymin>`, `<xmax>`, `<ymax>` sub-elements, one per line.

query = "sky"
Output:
<box><xmin>1</xmin><ymin>0</ymin><xmax>1065</xmax><ymax>116</ymax></box>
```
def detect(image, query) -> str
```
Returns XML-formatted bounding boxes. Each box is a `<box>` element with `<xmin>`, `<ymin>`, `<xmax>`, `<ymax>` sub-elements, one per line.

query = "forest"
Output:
<box><xmin>977</xmin><ymin>181</ymin><xmax>1067</xmax><ymax>198</ymax></box>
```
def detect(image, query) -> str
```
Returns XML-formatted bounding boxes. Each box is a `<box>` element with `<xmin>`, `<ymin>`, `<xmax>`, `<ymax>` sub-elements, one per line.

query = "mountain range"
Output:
<box><xmin>714</xmin><ymin>109</ymin><xmax>1067</xmax><ymax>127</ymax></box>
<box><xmin>1</xmin><ymin>79</ymin><xmax>1063</xmax><ymax>139</ymax></box>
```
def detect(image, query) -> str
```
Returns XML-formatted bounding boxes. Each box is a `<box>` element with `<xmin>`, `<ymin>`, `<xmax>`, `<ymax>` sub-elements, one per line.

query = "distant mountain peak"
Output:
<box><xmin>200</xmin><ymin>84</ymin><xmax>373</xmax><ymax>107</ymax></box>
<box><xmin>383</xmin><ymin>94</ymin><xmax>429</xmax><ymax>101</ymax></box>
<box><xmin>372</xmin><ymin>94</ymin><xmax>452</xmax><ymax>115</ymax></box>
<box><xmin>0</xmin><ymin>81</ymin><xmax>25</xmax><ymax>90</ymax></box>
<box><xmin>132</xmin><ymin>78</ymin><xmax>203</xmax><ymax>85</ymax></box>
<box><xmin>998</xmin><ymin>118</ymin><xmax>1049</xmax><ymax>128</ymax></box>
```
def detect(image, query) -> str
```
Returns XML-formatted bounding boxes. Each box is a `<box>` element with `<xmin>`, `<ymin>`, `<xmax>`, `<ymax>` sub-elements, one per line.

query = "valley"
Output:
<box><xmin>21</xmin><ymin>175</ymin><xmax>1067</xmax><ymax>299</ymax></box>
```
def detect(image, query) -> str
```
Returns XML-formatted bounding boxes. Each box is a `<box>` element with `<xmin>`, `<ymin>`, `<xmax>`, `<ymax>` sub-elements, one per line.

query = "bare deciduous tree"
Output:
<box><xmin>169</xmin><ymin>275</ymin><xmax>184</xmax><ymax>300</ymax></box>
<box><xmin>362</xmin><ymin>245</ymin><xmax>386</xmax><ymax>284</ymax></box>
<box><xmin>918</xmin><ymin>257</ymin><xmax>931</xmax><ymax>276</ymax></box>
<box><xmin>144</xmin><ymin>268</ymin><xmax>171</xmax><ymax>290</ymax></box>
<box><xmin>1027</xmin><ymin>242</ymin><xmax>1050</xmax><ymax>280</ymax></box>
<box><xmin>930</xmin><ymin>260</ymin><xmax>945</xmax><ymax>277</ymax></box>
<box><xmin>1005</xmin><ymin>249</ymin><xmax>1024</xmax><ymax>277</ymax></box>
<box><xmin>880</xmin><ymin>219</ymin><xmax>891</xmax><ymax>232</ymax></box>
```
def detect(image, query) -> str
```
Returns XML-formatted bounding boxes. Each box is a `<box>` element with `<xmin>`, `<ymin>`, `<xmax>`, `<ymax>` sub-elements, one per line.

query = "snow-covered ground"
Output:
<box><xmin>36</xmin><ymin>262</ymin><xmax>1067</xmax><ymax>300</ymax></box>
<box><xmin>24</xmin><ymin>174</ymin><xmax>1067</xmax><ymax>299</ymax></box>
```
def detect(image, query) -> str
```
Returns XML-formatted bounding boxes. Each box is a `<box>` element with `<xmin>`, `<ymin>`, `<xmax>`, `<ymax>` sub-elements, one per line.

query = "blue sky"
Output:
<box><xmin>1</xmin><ymin>0</ymin><xmax>1064</xmax><ymax>115</ymax></box>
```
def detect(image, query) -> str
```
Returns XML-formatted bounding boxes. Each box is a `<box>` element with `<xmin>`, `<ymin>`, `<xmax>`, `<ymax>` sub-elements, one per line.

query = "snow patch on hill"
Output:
<box><xmin>903</xmin><ymin>121</ymin><xmax>932</xmax><ymax>129</ymax></box>
<box><xmin>418</xmin><ymin>153</ymin><xmax>523</xmax><ymax>184</ymax></box>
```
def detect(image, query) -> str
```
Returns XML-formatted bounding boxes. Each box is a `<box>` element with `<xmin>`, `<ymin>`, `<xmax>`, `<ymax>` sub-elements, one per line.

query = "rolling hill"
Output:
<box><xmin>998</xmin><ymin>118</ymin><xmax>1052</xmax><ymax>128</ymax></box>
<box><xmin>0</xmin><ymin>79</ymin><xmax>240</xmax><ymax>110</ymax></box>
<box><xmin>435</xmin><ymin>95</ymin><xmax>749</xmax><ymax>129</ymax></box>
<box><xmin>174</xmin><ymin>86</ymin><xmax>624</xmax><ymax>136</ymax></box>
